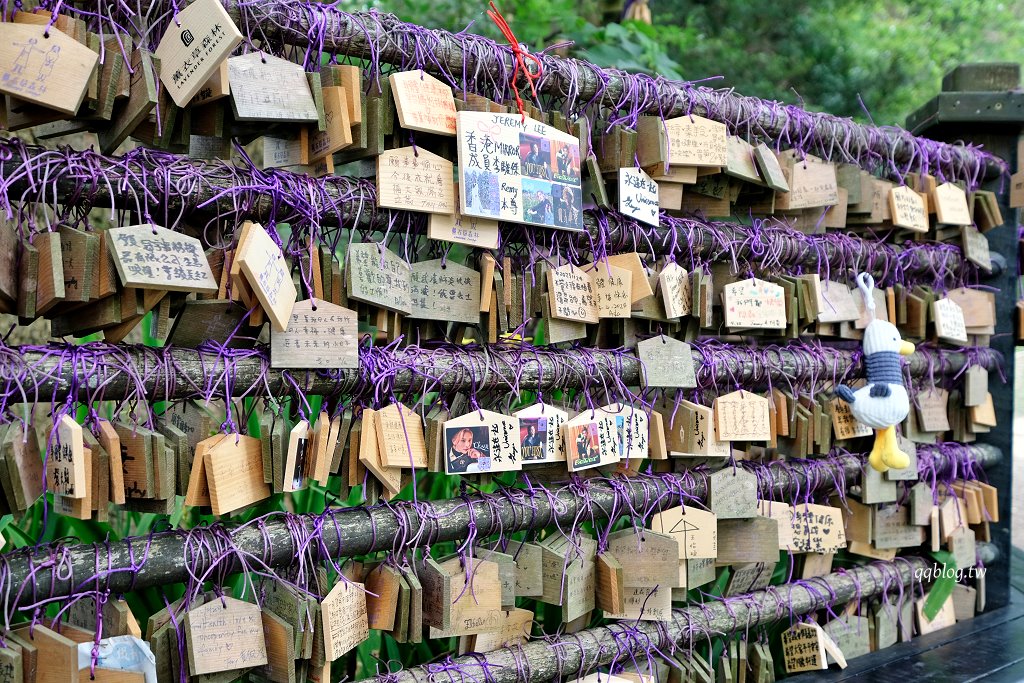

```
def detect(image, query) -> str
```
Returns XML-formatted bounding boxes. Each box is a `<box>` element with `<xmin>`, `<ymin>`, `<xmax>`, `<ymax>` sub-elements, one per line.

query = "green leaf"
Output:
<box><xmin>923</xmin><ymin>550</ymin><xmax>956</xmax><ymax>620</ymax></box>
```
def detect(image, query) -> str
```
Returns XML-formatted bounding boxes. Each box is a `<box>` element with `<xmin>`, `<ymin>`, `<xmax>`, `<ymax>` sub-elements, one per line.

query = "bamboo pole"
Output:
<box><xmin>0</xmin><ymin>443</ymin><xmax>999</xmax><ymax>612</ymax></box>
<box><xmin>0</xmin><ymin>140</ymin><xmax>978</xmax><ymax>281</ymax></box>
<box><xmin>0</xmin><ymin>341</ymin><xmax>996</xmax><ymax>404</ymax></box>
<box><xmin>358</xmin><ymin>543</ymin><xmax>999</xmax><ymax>683</ymax></box>
<box><xmin>206</xmin><ymin>2</ymin><xmax>1002</xmax><ymax>179</ymax></box>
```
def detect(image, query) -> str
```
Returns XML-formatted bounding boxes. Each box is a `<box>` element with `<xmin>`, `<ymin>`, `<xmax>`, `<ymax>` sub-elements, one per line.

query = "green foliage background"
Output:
<box><xmin>384</xmin><ymin>0</ymin><xmax>1024</xmax><ymax>126</ymax></box>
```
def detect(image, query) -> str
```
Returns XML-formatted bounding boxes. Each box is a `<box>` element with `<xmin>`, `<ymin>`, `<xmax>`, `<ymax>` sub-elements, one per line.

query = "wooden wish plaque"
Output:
<box><xmin>106</xmin><ymin>224</ymin><xmax>218</xmax><ymax>294</ymax></box>
<box><xmin>618</xmin><ymin>167</ymin><xmax>660</xmax><ymax>227</ymax></box>
<box><xmin>513</xmin><ymin>403</ymin><xmax>568</xmax><ymax>465</ymax></box>
<box><xmin>228</xmin><ymin>52</ymin><xmax>319</xmax><ymax>122</ymax></box>
<box><xmin>0</xmin><ymin>22</ymin><xmax>98</xmax><ymax>114</ymax></box>
<box><xmin>320</xmin><ymin>580</ymin><xmax>369</xmax><ymax>661</ymax></box>
<box><xmin>661</xmin><ymin>115</ymin><xmax>728</xmax><ymax>167</ymax></box>
<box><xmin>153</xmin><ymin>0</ymin><xmax>241</xmax><ymax>107</ymax></box>
<box><xmin>185</xmin><ymin>596</ymin><xmax>268</xmax><ymax>675</ymax></box>
<box><xmin>235</xmin><ymin>221</ymin><xmax>298</xmax><ymax>332</ymax></box>
<box><xmin>457</xmin><ymin>111</ymin><xmax>583</xmax><ymax>231</ymax></box>
<box><xmin>410</xmin><ymin>259</ymin><xmax>481</xmax><ymax>325</ymax></box>
<box><xmin>723</xmin><ymin>278</ymin><xmax>787</xmax><ymax>329</ymax></box>
<box><xmin>347</xmin><ymin>242</ymin><xmax>412</xmax><ymax>314</ymax></box>
<box><xmin>270</xmin><ymin>298</ymin><xmax>359</xmax><ymax>369</ymax></box>
<box><xmin>442</xmin><ymin>410</ymin><xmax>522</xmax><ymax>475</ymax></box>
<box><xmin>389</xmin><ymin>70</ymin><xmax>458</xmax><ymax>136</ymax></box>
<box><xmin>377</xmin><ymin>147</ymin><xmax>456</xmax><ymax>215</ymax></box>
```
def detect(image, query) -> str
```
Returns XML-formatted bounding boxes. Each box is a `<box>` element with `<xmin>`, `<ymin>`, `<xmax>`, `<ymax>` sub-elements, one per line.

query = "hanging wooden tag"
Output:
<box><xmin>364</xmin><ymin>564</ymin><xmax>403</xmax><ymax>632</ymax></box>
<box><xmin>427</xmin><ymin>557</ymin><xmax>503</xmax><ymax>636</ymax></box>
<box><xmin>11</xmin><ymin>624</ymin><xmax>84</xmax><ymax>682</ymax></box>
<box><xmin>184</xmin><ymin>433</ymin><xmax>222</xmax><ymax>507</ymax></box>
<box><xmin>659</xmin><ymin>115</ymin><xmax>727</xmax><ymax>167</ymax></box>
<box><xmin>707</xmin><ymin>469</ymin><xmax>759</xmax><ymax>519</ymax></box>
<box><xmin>758</xmin><ymin>501</ymin><xmax>795</xmax><ymax>550</ymax></box>
<box><xmin>657</xmin><ymin>262</ymin><xmax>691</xmax><ymax>319</ymax></box>
<box><xmin>637</xmin><ymin>336</ymin><xmax>697</xmax><ymax>388</ymax></box>
<box><xmin>418</xmin><ymin>557</ymin><xmax>452</xmax><ymax>630</ymax></box>
<box><xmin>2</xmin><ymin>422</ymin><xmax>42</xmax><ymax>511</ymax></box>
<box><xmin>456</xmin><ymin>111</ymin><xmax>584</xmax><ymax>231</ymax></box>
<box><xmin>781</xmin><ymin>623</ymin><xmax>827</xmax><ymax>673</ymax></box>
<box><xmin>932</xmin><ymin>182</ymin><xmax>971</xmax><ymax>226</ymax></box>
<box><xmin>346</xmin><ymin>242</ymin><xmax>412</xmax><ymax>315</ymax></box>
<box><xmin>595</xmin><ymin>552</ymin><xmax>625</xmax><ymax>613</ymax></box>
<box><xmin>320</xmin><ymin>580</ymin><xmax>368</xmax><ymax>661</ymax></box>
<box><xmin>442</xmin><ymin>410</ymin><xmax>522</xmax><ymax>475</ymax></box>
<box><xmin>753</xmin><ymin>143</ymin><xmax>789</xmax><ymax>192</ymax></box>
<box><xmin>375</xmin><ymin>403</ymin><xmax>427</xmax><ymax>469</ymax></box>
<box><xmin>205</xmin><ymin>435</ymin><xmax>270</xmax><ymax>515</ymax></box>
<box><xmin>546</xmin><ymin>264</ymin><xmax>598</xmax><ymax>324</ymax></box>
<box><xmin>154</xmin><ymin>0</ymin><xmax>241</xmax><ymax>106</ymax></box>
<box><xmin>0</xmin><ymin>22</ymin><xmax>98</xmax><ymax>114</ymax></box>
<box><xmin>597</xmin><ymin>403</ymin><xmax>649</xmax><ymax>461</ymax></box>
<box><xmin>716</xmin><ymin>517</ymin><xmax>780</xmax><ymax>564</ymax></box>
<box><xmin>470</xmin><ymin>607</ymin><xmax>534</xmax><ymax>652</ymax></box>
<box><xmin>884</xmin><ymin>437</ymin><xmax>919</xmax><ymax>481</ymax></box>
<box><xmin>948</xmin><ymin>526</ymin><xmax>976</xmax><ymax>570</ymax></box>
<box><xmin>584</xmin><ymin>261</ymin><xmax>632</xmax><ymax>318</ymax></box>
<box><xmin>791</xmin><ymin>504</ymin><xmax>846</xmax><ymax>553</ymax></box>
<box><xmin>257</xmin><ymin>609</ymin><xmax>296</xmax><ymax>683</ymax></box>
<box><xmin>618</xmin><ymin>167</ymin><xmax>660</xmax><ymax>226</ymax></box>
<box><xmin>428</xmin><ymin>186</ymin><xmax>500</xmax><ymax>249</ymax></box>
<box><xmin>961</xmin><ymin>225</ymin><xmax>992</xmax><ymax>271</ymax></box>
<box><xmin>235</xmin><ymin>222</ymin><xmax>297</xmax><ymax>332</ymax></box>
<box><xmin>872</xmin><ymin>507</ymin><xmax>929</xmax><ymax>548</ymax></box>
<box><xmin>359</xmin><ymin>409</ymin><xmax>402</xmax><ymax>496</ymax></box>
<box><xmin>830</xmin><ymin>396</ymin><xmax>872</xmax><ymax>440</ymax></box>
<box><xmin>775</xmin><ymin>152</ymin><xmax>839</xmax><ymax>210</ymax></box>
<box><xmin>963</xmin><ymin>365</ymin><xmax>988</xmax><ymax>407</ymax></box>
<box><xmin>607</xmin><ymin>529</ymin><xmax>681</xmax><ymax>587</ymax></box>
<box><xmin>917</xmin><ymin>388</ymin><xmax>951</xmax><ymax>432</ymax></box>
<box><xmin>32</xmin><ymin>231</ymin><xmax>64</xmax><ymax>315</ymax></box>
<box><xmin>932</xmin><ymin>297</ymin><xmax>967</xmax><ymax>344</ymax></box>
<box><xmin>270</xmin><ymin>298</ymin><xmax>358</xmax><ymax>369</ymax></box>
<box><xmin>283</xmin><ymin>419</ymin><xmax>310</xmax><ymax>493</ymax></box>
<box><xmin>714</xmin><ymin>391</ymin><xmax>772</xmax><ymax>442</ymax></box>
<box><xmin>377</xmin><ymin>147</ymin><xmax>456</xmax><ymax>214</ymax></box>
<box><xmin>500</xmin><ymin>539</ymin><xmax>544</xmax><ymax>597</ymax></box>
<box><xmin>410</xmin><ymin>258</ymin><xmax>481</xmax><ymax>324</ymax></box>
<box><xmin>228</xmin><ymin>52</ymin><xmax>318</xmax><ymax>122</ymax></box>
<box><xmin>303</xmin><ymin>85</ymin><xmax>353</xmax><ymax>163</ymax></box>
<box><xmin>651</xmin><ymin>506</ymin><xmax>718</xmax><ymax>559</ymax></box>
<box><xmin>915</xmin><ymin>592</ymin><xmax>956</xmax><ymax>635</ymax></box>
<box><xmin>724</xmin><ymin>136</ymin><xmax>762</xmax><ymax>184</ymax></box>
<box><xmin>889</xmin><ymin>185</ymin><xmax>929</xmax><ymax>232</ymax></box>
<box><xmin>55</xmin><ymin>444</ymin><xmax>91</xmax><ymax>519</ymax></box>
<box><xmin>562</xmin><ymin>411</ymin><xmax>618</xmax><ymax>472</ymax></box>
<box><xmin>51</xmin><ymin>414</ymin><xmax>86</xmax><ymax>498</ymax></box>
<box><xmin>389</xmin><ymin>70</ymin><xmax>457</xmax><ymax>135</ymax></box>
<box><xmin>860</xmin><ymin>465</ymin><xmax>898</xmax><ymax>505</ymax></box>
<box><xmin>513</xmin><ymin>403</ymin><xmax>568</xmax><ymax>464</ymax></box>
<box><xmin>105</xmin><ymin>224</ymin><xmax>218</xmax><ymax>294</ymax></box>
<box><xmin>603</xmin><ymin>585</ymin><xmax>672</xmax><ymax>622</ymax></box>
<box><xmin>184</xmin><ymin>596</ymin><xmax>267</xmax><ymax>675</ymax></box>
<box><xmin>815</xmin><ymin>281</ymin><xmax>859</xmax><ymax>323</ymax></box>
<box><xmin>723</xmin><ymin>278</ymin><xmax>787</xmax><ymax>329</ymax></box>
<box><xmin>724</xmin><ymin>561</ymin><xmax>773</xmax><ymax>596</ymax></box>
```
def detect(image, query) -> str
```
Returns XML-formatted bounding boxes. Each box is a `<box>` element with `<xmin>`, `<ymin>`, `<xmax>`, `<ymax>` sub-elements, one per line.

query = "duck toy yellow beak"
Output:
<box><xmin>898</xmin><ymin>341</ymin><xmax>915</xmax><ymax>356</ymax></box>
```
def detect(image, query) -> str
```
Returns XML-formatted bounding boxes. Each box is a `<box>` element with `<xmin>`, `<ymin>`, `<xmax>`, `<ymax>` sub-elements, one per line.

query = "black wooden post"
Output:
<box><xmin>908</xmin><ymin>62</ymin><xmax>1022</xmax><ymax>612</ymax></box>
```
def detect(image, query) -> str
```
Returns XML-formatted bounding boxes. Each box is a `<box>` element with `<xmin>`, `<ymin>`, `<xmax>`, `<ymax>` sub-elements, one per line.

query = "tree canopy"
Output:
<box><xmin>386</xmin><ymin>0</ymin><xmax>1024</xmax><ymax>126</ymax></box>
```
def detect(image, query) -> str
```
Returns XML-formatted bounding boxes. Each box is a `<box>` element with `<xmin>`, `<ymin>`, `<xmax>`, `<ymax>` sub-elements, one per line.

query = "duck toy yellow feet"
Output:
<box><xmin>834</xmin><ymin>273</ymin><xmax>916</xmax><ymax>473</ymax></box>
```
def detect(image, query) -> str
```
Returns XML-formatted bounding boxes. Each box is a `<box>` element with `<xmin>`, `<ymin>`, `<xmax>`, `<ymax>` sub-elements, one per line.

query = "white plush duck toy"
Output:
<box><xmin>834</xmin><ymin>273</ymin><xmax>916</xmax><ymax>472</ymax></box>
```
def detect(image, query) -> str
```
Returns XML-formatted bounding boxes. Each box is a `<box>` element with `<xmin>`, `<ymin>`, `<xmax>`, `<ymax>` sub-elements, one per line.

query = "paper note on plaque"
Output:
<box><xmin>457</xmin><ymin>111</ymin><xmax>583</xmax><ymax>231</ymax></box>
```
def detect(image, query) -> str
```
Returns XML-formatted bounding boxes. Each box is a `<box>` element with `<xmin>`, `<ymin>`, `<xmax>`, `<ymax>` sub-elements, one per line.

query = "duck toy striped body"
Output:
<box><xmin>835</xmin><ymin>273</ymin><xmax>915</xmax><ymax>472</ymax></box>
